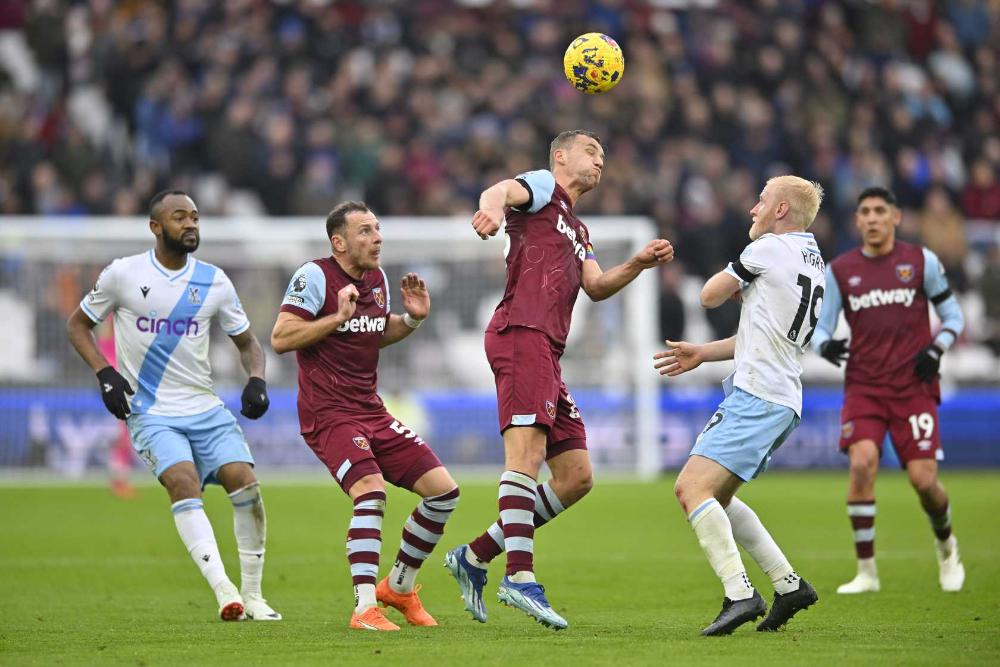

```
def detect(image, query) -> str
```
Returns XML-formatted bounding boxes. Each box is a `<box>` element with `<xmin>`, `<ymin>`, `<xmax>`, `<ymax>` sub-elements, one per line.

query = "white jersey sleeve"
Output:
<box><xmin>216</xmin><ymin>270</ymin><xmax>250</xmax><ymax>336</ymax></box>
<box><xmin>80</xmin><ymin>259</ymin><xmax>123</xmax><ymax>323</ymax></box>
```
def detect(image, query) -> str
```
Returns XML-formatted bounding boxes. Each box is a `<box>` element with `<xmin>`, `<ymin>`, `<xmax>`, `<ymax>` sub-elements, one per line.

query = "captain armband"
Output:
<box><xmin>730</xmin><ymin>258</ymin><xmax>757</xmax><ymax>284</ymax></box>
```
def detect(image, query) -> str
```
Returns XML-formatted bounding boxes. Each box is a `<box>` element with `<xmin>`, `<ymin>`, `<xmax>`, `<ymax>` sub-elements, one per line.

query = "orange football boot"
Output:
<box><xmin>349</xmin><ymin>606</ymin><xmax>400</xmax><ymax>631</ymax></box>
<box><xmin>376</xmin><ymin>578</ymin><xmax>438</xmax><ymax>626</ymax></box>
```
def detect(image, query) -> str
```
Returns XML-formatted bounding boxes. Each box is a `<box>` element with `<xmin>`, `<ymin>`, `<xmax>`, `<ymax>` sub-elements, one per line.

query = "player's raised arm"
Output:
<box><xmin>700</xmin><ymin>271</ymin><xmax>742</xmax><ymax>309</ymax></box>
<box><xmin>380</xmin><ymin>273</ymin><xmax>430</xmax><ymax>348</ymax></box>
<box><xmin>471</xmin><ymin>179</ymin><xmax>530</xmax><ymax>239</ymax></box>
<box><xmin>581</xmin><ymin>238</ymin><xmax>673</xmax><ymax>301</ymax></box>
<box><xmin>271</xmin><ymin>284</ymin><xmax>358</xmax><ymax>354</ymax></box>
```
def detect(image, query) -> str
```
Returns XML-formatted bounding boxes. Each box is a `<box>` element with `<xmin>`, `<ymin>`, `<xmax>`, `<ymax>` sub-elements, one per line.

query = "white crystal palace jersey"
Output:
<box><xmin>80</xmin><ymin>250</ymin><xmax>250</xmax><ymax>416</ymax></box>
<box><xmin>725</xmin><ymin>232</ymin><xmax>826</xmax><ymax>416</ymax></box>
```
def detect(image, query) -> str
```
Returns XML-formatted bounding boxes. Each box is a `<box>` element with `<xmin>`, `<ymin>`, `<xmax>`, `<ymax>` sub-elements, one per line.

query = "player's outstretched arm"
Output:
<box><xmin>653</xmin><ymin>336</ymin><xmax>736</xmax><ymax>377</ymax></box>
<box><xmin>271</xmin><ymin>284</ymin><xmax>358</xmax><ymax>354</ymax></box>
<box><xmin>700</xmin><ymin>271</ymin><xmax>741</xmax><ymax>309</ymax></box>
<box><xmin>471</xmin><ymin>179</ymin><xmax>530</xmax><ymax>239</ymax></box>
<box><xmin>581</xmin><ymin>239</ymin><xmax>673</xmax><ymax>301</ymax></box>
<box><xmin>381</xmin><ymin>273</ymin><xmax>430</xmax><ymax>348</ymax></box>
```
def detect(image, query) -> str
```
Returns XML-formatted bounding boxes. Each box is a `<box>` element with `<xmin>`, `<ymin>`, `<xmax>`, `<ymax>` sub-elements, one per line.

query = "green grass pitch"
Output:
<box><xmin>2</xmin><ymin>471</ymin><xmax>998</xmax><ymax>665</ymax></box>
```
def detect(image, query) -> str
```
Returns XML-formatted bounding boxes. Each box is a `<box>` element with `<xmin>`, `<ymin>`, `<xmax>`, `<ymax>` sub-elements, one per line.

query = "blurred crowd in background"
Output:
<box><xmin>1</xmin><ymin>0</ymin><xmax>999</xmax><ymax>361</ymax></box>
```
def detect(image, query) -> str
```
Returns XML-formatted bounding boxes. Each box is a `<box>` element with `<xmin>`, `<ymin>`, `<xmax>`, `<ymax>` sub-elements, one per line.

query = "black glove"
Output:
<box><xmin>96</xmin><ymin>366</ymin><xmax>134</xmax><ymax>420</ymax></box>
<box><xmin>914</xmin><ymin>344</ymin><xmax>943</xmax><ymax>382</ymax></box>
<box><xmin>819</xmin><ymin>338</ymin><xmax>849</xmax><ymax>367</ymax></box>
<box><xmin>240</xmin><ymin>376</ymin><xmax>269</xmax><ymax>419</ymax></box>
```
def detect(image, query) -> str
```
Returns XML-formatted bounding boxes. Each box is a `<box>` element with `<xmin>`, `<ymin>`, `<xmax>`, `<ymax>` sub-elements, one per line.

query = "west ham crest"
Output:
<box><xmin>895</xmin><ymin>264</ymin><xmax>914</xmax><ymax>283</ymax></box>
<box><xmin>372</xmin><ymin>287</ymin><xmax>385</xmax><ymax>308</ymax></box>
<box><xmin>841</xmin><ymin>421</ymin><xmax>854</xmax><ymax>440</ymax></box>
<box><xmin>353</xmin><ymin>436</ymin><xmax>371</xmax><ymax>451</ymax></box>
<box><xmin>545</xmin><ymin>400</ymin><xmax>557</xmax><ymax>419</ymax></box>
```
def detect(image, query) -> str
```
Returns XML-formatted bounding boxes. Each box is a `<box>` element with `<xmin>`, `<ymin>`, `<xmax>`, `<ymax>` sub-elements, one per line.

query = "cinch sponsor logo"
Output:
<box><xmin>337</xmin><ymin>315</ymin><xmax>386</xmax><ymax>333</ymax></box>
<box><xmin>847</xmin><ymin>288</ymin><xmax>916</xmax><ymax>311</ymax></box>
<box><xmin>136</xmin><ymin>316</ymin><xmax>200</xmax><ymax>336</ymax></box>
<box><xmin>556</xmin><ymin>214</ymin><xmax>587</xmax><ymax>262</ymax></box>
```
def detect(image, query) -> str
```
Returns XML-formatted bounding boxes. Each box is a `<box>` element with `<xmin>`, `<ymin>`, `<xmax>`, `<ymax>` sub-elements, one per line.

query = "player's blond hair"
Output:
<box><xmin>766</xmin><ymin>175</ymin><xmax>824</xmax><ymax>230</ymax></box>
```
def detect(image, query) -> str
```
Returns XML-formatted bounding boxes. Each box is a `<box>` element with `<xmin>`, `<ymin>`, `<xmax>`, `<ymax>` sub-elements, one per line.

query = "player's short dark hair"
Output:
<box><xmin>549</xmin><ymin>130</ymin><xmax>603</xmax><ymax>170</ymax></box>
<box><xmin>857</xmin><ymin>186</ymin><xmax>897</xmax><ymax>207</ymax></box>
<box><xmin>149</xmin><ymin>189</ymin><xmax>190</xmax><ymax>221</ymax></box>
<box><xmin>326</xmin><ymin>201</ymin><xmax>371</xmax><ymax>238</ymax></box>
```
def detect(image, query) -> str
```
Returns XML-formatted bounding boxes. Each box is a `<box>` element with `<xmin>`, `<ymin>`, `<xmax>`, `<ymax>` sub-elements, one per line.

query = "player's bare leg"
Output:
<box><xmin>347</xmin><ymin>473</ymin><xmax>399</xmax><ymax>631</ymax></box>
<box><xmin>217</xmin><ymin>462</ymin><xmax>280</xmax><ymax>620</ymax></box>
<box><xmin>839</xmin><ymin>440</ymin><xmax>881</xmax><ymax>594</ymax></box>
<box><xmin>379</xmin><ymin>466</ymin><xmax>459</xmax><ymax>626</ymax></box>
<box><xmin>675</xmin><ymin>455</ymin><xmax>767</xmax><ymax>635</ymax></box>
<box><xmin>161</xmin><ymin>462</ymin><xmax>243</xmax><ymax>621</ymax></box>
<box><xmin>907</xmin><ymin>459</ymin><xmax>964</xmax><ymax>591</ymax></box>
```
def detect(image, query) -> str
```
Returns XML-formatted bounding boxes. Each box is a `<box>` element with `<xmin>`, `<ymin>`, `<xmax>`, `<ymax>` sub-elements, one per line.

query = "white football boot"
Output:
<box><xmin>936</xmin><ymin>536</ymin><xmax>965</xmax><ymax>592</ymax></box>
<box><xmin>243</xmin><ymin>593</ymin><xmax>283</xmax><ymax>620</ymax></box>
<box><xmin>837</xmin><ymin>558</ymin><xmax>880</xmax><ymax>594</ymax></box>
<box><xmin>215</xmin><ymin>581</ymin><xmax>244</xmax><ymax>621</ymax></box>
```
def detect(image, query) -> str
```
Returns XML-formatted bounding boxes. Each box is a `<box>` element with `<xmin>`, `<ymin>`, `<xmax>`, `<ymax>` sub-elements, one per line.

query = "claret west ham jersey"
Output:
<box><xmin>279</xmin><ymin>257</ymin><xmax>391</xmax><ymax>433</ymax></box>
<box><xmin>488</xmin><ymin>169</ymin><xmax>596</xmax><ymax>350</ymax></box>
<box><xmin>826</xmin><ymin>241</ymin><xmax>944</xmax><ymax>399</ymax></box>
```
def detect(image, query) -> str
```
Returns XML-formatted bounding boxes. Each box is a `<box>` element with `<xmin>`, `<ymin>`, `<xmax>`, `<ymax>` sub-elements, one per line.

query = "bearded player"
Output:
<box><xmin>66</xmin><ymin>190</ymin><xmax>279</xmax><ymax>621</ymax></box>
<box><xmin>272</xmin><ymin>202</ymin><xmax>460</xmax><ymax>631</ymax></box>
<box><xmin>444</xmin><ymin>130</ymin><xmax>673</xmax><ymax>630</ymax></box>
<box><xmin>813</xmin><ymin>186</ymin><xmax>966</xmax><ymax>594</ymax></box>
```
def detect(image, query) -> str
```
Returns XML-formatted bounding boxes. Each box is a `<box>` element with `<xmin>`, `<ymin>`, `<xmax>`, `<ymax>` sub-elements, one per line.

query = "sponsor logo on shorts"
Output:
<box><xmin>896</xmin><ymin>264</ymin><xmax>914</xmax><ymax>283</ymax></box>
<box><xmin>545</xmin><ymin>401</ymin><xmax>556</xmax><ymax>419</ymax></box>
<box><xmin>353</xmin><ymin>436</ymin><xmax>370</xmax><ymax>451</ymax></box>
<box><xmin>372</xmin><ymin>287</ymin><xmax>385</xmax><ymax>308</ymax></box>
<box><xmin>917</xmin><ymin>439</ymin><xmax>933</xmax><ymax>451</ymax></box>
<box><xmin>841</xmin><ymin>421</ymin><xmax>854</xmax><ymax>440</ymax></box>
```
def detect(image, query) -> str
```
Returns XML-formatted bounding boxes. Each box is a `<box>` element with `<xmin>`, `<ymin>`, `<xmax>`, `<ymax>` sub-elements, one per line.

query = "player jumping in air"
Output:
<box><xmin>66</xmin><ymin>190</ymin><xmax>280</xmax><ymax>621</ymax></box>
<box><xmin>813</xmin><ymin>186</ymin><xmax>966</xmax><ymax>594</ymax></box>
<box><xmin>271</xmin><ymin>201</ymin><xmax>459</xmax><ymax>631</ymax></box>
<box><xmin>445</xmin><ymin>130</ymin><xmax>673</xmax><ymax>630</ymax></box>
<box><xmin>654</xmin><ymin>176</ymin><xmax>825</xmax><ymax>635</ymax></box>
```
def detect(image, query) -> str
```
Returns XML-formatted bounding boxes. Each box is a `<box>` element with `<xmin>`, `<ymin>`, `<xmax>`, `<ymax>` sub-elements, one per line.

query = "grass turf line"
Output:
<box><xmin>1</xmin><ymin>471</ymin><xmax>998</xmax><ymax>666</ymax></box>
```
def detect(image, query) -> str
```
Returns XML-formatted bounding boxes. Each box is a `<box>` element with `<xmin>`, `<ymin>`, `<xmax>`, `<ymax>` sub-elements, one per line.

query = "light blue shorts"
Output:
<box><xmin>690</xmin><ymin>388</ymin><xmax>800</xmax><ymax>482</ymax></box>
<box><xmin>127</xmin><ymin>405</ymin><xmax>253</xmax><ymax>486</ymax></box>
